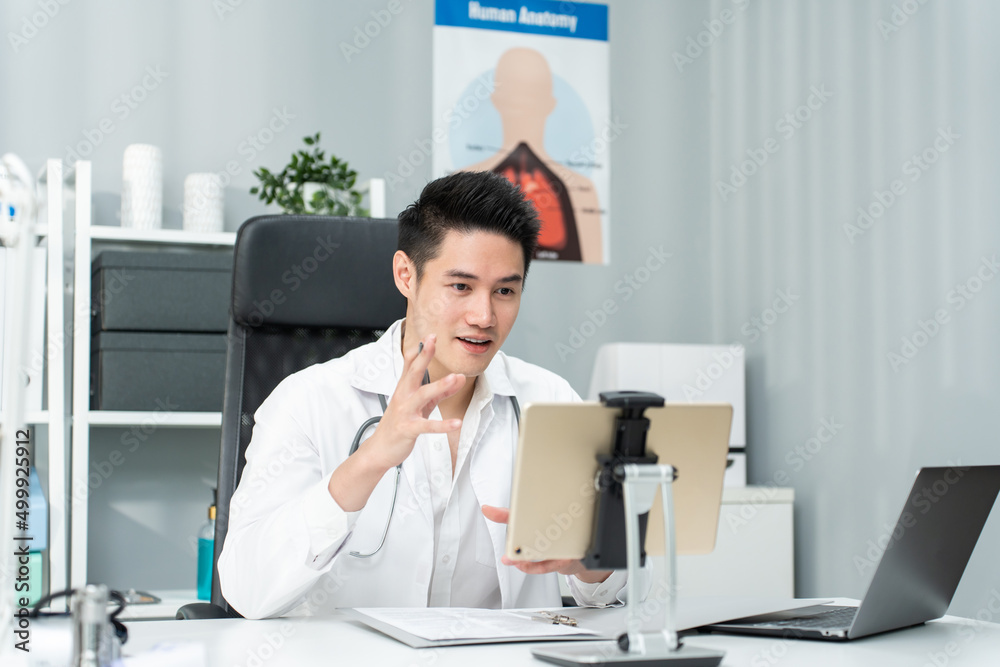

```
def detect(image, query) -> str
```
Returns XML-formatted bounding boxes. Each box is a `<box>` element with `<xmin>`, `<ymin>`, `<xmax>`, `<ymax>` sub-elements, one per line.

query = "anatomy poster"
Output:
<box><xmin>433</xmin><ymin>0</ymin><xmax>610</xmax><ymax>264</ymax></box>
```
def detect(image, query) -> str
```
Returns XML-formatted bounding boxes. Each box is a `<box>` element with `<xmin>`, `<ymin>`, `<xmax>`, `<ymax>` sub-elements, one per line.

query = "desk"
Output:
<box><xmin>123</xmin><ymin>609</ymin><xmax>1000</xmax><ymax>666</ymax></box>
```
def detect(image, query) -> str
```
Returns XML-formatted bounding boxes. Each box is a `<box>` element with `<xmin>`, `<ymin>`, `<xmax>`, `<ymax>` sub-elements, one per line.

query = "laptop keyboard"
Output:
<box><xmin>771</xmin><ymin>606</ymin><xmax>858</xmax><ymax>630</ymax></box>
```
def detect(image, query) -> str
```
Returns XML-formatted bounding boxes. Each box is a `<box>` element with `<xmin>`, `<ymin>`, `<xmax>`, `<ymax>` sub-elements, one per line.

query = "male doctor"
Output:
<box><xmin>218</xmin><ymin>171</ymin><xmax>630</xmax><ymax>618</ymax></box>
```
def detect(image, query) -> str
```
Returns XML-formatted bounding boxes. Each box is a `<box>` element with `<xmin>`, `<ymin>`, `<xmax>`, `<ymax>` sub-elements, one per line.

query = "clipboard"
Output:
<box><xmin>344</xmin><ymin>598</ymin><xmax>834</xmax><ymax>648</ymax></box>
<box><xmin>344</xmin><ymin>607</ymin><xmax>611</xmax><ymax>648</ymax></box>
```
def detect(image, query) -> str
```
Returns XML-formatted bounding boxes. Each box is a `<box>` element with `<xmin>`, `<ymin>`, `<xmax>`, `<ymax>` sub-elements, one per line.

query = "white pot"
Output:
<box><xmin>301</xmin><ymin>182</ymin><xmax>325</xmax><ymax>211</ymax></box>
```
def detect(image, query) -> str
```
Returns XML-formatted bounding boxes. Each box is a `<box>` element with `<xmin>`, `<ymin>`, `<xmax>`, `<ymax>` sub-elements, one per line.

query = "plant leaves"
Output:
<box><xmin>248</xmin><ymin>131</ymin><xmax>369</xmax><ymax>216</ymax></box>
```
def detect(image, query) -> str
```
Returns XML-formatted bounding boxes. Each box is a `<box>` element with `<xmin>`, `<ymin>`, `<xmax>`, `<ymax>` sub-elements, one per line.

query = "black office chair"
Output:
<box><xmin>177</xmin><ymin>215</ymin><xmax>405</xmax><ymax>619</ymax></box>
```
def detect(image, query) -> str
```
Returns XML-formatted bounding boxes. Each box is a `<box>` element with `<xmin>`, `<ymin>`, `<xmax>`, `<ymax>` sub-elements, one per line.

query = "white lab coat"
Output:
<box><xmin>218</xmin><ymin>320</ymin><xmax>631</xmax><ymax>618</ymax></box>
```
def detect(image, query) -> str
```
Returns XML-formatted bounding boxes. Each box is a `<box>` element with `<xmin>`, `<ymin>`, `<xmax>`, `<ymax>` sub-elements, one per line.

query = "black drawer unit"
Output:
<box><xmin>91</xmin><ymin>250</ymin><xmax>233</xmax><ymax>333</ymax></box>
<box><xmin>91</xmin><ymin>331</ymin><xmax>227</xmax><ymax>411</ymax></box>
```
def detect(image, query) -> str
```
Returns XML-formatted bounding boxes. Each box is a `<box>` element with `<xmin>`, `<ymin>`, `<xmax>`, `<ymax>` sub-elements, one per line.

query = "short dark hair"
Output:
<box><xmin>398</xmin><ymin>171</ymin><xmax>540</xmax><ymax>281</ymax></box>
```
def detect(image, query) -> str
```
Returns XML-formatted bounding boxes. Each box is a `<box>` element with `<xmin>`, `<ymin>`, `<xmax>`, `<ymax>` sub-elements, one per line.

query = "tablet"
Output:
<box><xmin>505</xmin><ymin>402</ymin><xmax>732</xmax><ymax>561</ymax></box>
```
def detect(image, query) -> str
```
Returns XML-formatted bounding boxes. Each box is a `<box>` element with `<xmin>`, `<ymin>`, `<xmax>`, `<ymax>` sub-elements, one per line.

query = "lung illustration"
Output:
<box><xmin>494</xmin><ymin>142</ymin><xmax>581</xmax><ymax>261</ymax></box>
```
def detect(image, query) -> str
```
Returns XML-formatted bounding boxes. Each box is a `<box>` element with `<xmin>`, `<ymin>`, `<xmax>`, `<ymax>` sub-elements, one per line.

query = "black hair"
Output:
<box><xmin>397</xmin><ymin>171</ymin><xmax>540</xmax><ymax>281</ymax></box>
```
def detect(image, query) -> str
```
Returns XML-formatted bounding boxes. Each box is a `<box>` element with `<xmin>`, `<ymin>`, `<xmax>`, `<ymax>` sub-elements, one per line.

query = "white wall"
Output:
<box><xmin>3</xmin><ymin>0</ymin><xmax>998</xmax><ymax>619</ymax></box>
<box><xmin>704</xmin><ymin>0</ymin><xmax>1000</xmax><ymax>617</ymax></box>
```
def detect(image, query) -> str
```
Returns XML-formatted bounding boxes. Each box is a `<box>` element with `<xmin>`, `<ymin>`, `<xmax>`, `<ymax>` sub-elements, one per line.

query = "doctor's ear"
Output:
<box><xmin>393</xmin><ymin>250</ymin><xmax>417</xmax><ymax>297</ymax></box>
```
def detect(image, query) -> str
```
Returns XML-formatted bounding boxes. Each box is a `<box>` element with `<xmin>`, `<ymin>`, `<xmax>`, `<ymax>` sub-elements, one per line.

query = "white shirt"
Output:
<box><xmin>218</xmin><ymin>320</ymin><xmax>631</xmax><ymax>619</ymax></box>
<box><xmin>424</xmin><ymin>373</ymin><xmax>501</xmax><ymax>607</ymax></box>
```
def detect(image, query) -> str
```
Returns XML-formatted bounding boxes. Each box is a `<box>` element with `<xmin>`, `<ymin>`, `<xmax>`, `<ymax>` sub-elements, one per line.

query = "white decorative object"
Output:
<box><xmin>301</xmin><ymin>181</ymin><xmax>323</xmax><ymax>210</ymax></box>
<box><xmin>183</xmin><ymin>173</ymin><xmax>224</xmax><ymax>233</ymax></box>
<box><xmin>121</xmin><ymin>144</ymin><xmax>162</xmax><ymax>230</ymax></box>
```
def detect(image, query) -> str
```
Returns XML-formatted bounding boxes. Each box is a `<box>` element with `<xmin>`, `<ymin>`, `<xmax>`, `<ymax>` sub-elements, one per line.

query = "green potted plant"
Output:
<box><xmin>250</xmin><ymin>133</ymin><xmax>368</xmax><ymax>216</ymax></box>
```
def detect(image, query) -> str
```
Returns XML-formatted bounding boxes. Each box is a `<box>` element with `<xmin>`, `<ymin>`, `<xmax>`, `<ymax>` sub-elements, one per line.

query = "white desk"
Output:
<box><xmin>122</xmin><ymin>608</ymin><xmax>1000</xmax><ymax>666</ymax></box>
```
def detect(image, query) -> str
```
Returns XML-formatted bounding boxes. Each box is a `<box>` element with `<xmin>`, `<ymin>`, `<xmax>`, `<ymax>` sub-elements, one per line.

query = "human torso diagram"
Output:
<box><xmin>461</xmin><ymin>47</ymin><xmax>604</xmax><ymax>264</ymax></box>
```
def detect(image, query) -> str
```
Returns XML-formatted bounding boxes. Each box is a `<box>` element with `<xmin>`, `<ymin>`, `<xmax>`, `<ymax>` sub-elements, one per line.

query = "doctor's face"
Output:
<box><xmin>396</xmin><ymin>229</ymin><xmax>524</xmax><ymax>380</ymax></box>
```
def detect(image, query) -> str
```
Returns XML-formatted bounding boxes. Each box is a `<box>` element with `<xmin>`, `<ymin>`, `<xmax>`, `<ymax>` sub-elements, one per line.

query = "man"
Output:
<box><xmin>218</xmin><ymin>171</ymin><xmax>629</xmax><ymax>619</ymax></box>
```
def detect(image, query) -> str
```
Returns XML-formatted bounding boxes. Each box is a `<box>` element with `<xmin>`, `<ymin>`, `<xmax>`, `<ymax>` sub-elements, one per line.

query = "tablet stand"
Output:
<box><xmin>532</xmin><ymin>392</ymin><xmax>725</xmax><ymax>667</ymax></box>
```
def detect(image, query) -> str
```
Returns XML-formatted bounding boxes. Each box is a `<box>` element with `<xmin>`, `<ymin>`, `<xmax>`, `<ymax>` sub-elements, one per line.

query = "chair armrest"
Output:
<box><xmin>175</xmin><ymin>602</ymin><xmax>232</xmax><ymax>620</ymax></box>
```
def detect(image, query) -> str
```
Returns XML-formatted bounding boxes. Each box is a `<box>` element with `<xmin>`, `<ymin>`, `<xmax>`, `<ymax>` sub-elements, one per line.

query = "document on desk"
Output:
<box><xmin>347</xmin><ymin>607</ymin><xmax>602</xmax><ymax>648</ymax></box>
<box><xmin>347</xmin><ymin>598</ymin><xmax>832</xmax><ymax>648</ymax></box>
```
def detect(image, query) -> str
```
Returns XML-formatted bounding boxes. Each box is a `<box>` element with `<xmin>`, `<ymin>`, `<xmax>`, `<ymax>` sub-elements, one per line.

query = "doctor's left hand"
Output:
<box><xmin>481</xmin><ymin>505</ymin><xmax>612</xmax><ymax>584</ymax></box>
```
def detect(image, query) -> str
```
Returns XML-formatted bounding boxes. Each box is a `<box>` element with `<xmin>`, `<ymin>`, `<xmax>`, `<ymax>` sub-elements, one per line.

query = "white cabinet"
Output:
<box><xmin>556</xmin><ymin>485</ymin><xmax>795</xmax><ymax>601</ymax></box>
<box><xmin>677</xmin><ymin>486</ymin><xmax>795</xmax><ymax>597</ymax></box>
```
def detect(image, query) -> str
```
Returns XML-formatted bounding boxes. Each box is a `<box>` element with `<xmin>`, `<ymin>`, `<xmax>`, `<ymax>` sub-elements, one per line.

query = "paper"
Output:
<box><xmin>349</xmin><ymin>598</ymin><xmax>834</xmax><ymax>648</ymax></box>
<box><xmin>353</xmin><ymin>607</ymin><xmax>597</xmax><ymax>641</ymax></box>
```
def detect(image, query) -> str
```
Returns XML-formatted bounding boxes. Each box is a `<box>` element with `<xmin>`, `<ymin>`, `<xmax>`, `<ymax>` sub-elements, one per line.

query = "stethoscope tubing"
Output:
<box><xmin>344</xmin><ymin>390</ymin><xmax>520</xmax><ymax>559</ymax></box>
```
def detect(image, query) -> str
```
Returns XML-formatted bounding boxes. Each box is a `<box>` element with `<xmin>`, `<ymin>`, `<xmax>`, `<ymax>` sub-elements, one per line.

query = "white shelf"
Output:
<box><xmin>0</xmin><ymin>410</ymin><xmax>50</xmax><ymax>425</ymax></box>
<box><xmin>0</xmin><ymin>222</ymin><xmax>48</xmax><ymax>242</ymax></box>
<box><xmin>88</xmin><ymin>226</ymin><xmax>235</xmax><ymax>246</ymax></box>
<box><xmin>83</xmin><ymin>411</ymin><xmax>222</xmax><ymax>427</ymax></box>
<box><xmin>71</xmin><ymin>169</ymin><xmax>232</xmax><ymax>593</ymax></box>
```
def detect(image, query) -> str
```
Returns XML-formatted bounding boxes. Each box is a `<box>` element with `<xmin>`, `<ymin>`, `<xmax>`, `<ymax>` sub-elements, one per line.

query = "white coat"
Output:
<box><xmin>218</xmin><ymin>320</ymin><xmax>629</xmax><ymax>618</ymax></box>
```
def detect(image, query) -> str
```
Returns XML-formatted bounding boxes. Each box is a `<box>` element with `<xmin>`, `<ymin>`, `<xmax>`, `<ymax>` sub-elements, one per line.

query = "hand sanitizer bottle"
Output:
<box><xmin>197</xmin><ymin>490</ymin><xmax>216</xmax><ymax>601</ymax></box>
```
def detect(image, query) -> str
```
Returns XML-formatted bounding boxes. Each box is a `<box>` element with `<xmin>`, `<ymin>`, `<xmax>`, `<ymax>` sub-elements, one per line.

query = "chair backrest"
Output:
<box><xmin>210</xmin><ymin>215</ymin><xmax>406</xmax><ymax>613</ymax></box>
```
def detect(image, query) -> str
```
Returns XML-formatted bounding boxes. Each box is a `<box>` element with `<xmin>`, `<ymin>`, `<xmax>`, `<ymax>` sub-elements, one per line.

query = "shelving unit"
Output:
<box><xmin>88</xmin><ymin>225</ymin><xmax>236</xmax><ymax>247</ymax></box>
<box><xmin>0</xmin><ymin>159</ymin><xmax>69</xmax><ymax>608</ymax></box>
<box><xmin>68</xmin><ymin>162</ymin><xmax>235</xmax><ymax>590</ymax></box>
<box><xmin>85</xmin><ymin>411</ymin><xmax>222</xmax><ymax>428</ymax></box>
<box><xmin>67</xmin><ymin>174</ymin><xmax>386</xmax><ymax>592</ymax></box>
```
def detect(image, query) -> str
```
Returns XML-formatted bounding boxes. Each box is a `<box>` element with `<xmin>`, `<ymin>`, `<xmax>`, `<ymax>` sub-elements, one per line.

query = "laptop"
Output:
<box><xmin>704</xmin><ymin>465</ymin><xmax>1000</xmax><ymax>641</ymax></box>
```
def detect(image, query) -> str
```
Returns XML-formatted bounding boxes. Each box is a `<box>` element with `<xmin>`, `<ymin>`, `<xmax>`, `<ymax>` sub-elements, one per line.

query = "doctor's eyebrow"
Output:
<box><xmin>444</xmin><ymin>269</ymin><xmax>523</xmax><ymax>284</ymax></box>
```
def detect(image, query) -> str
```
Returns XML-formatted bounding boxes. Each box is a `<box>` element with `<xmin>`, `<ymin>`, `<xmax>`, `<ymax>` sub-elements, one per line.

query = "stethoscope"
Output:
<box><xmin>346</xmin><ymin>373</ymin><xmax>520</xmax><ymax>558</ymax></box>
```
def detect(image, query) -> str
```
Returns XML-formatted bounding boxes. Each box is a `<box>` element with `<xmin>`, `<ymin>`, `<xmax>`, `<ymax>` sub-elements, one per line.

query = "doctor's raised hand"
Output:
<box><xmin>328</xmin><ymin>333</ymin><xmax>466</xmax><ymax>512</ymax></box>
<box><xmin>481</xmin><ymin>505</ymin><xmax>613</xmax><ymax>585</ymax></box>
